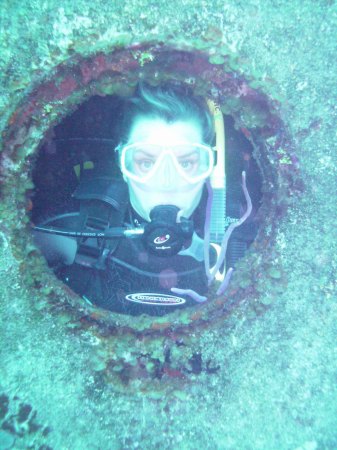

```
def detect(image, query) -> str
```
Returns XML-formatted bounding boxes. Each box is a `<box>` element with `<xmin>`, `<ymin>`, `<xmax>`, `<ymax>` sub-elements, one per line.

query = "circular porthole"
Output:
<box><xmin>1</xmin><ymin>45</ymin><xmax>301</xmax><ymax>387</ymax></box>
<box><xmin>30</xmin><ymin>92</ymin><xmax>262</xmax><ymax>316</ymax></box>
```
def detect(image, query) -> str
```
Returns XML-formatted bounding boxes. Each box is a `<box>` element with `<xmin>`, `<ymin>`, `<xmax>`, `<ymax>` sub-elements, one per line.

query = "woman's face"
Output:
<box><xmin>123</xmin><ymin>117</ymin><xmax>206</xmax><ymax>221</ymax></box>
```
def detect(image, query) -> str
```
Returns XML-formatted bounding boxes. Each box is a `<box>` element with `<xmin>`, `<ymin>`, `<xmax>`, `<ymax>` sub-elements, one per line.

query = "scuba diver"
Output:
<box><xmin>33</xmin><ymin>83</ymin><xmax>252</xmax><ymax>316</ymax></box>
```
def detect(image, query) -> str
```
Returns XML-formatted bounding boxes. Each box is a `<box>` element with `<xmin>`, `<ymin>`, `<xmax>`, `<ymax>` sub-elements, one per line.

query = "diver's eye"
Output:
<box><xmin>179</xmin><ymin>156</ymin><xmax>199</xmax><ymax>173</ymax></box>
<box><xmin>179</xmin><ymin>160</ymin><xmax>194</xmax><ymax>170</ymax></box>
<box><xmin>135</xmin><ymin>159</ymin><xmax>155</xmax><ymax>173</ymax></box>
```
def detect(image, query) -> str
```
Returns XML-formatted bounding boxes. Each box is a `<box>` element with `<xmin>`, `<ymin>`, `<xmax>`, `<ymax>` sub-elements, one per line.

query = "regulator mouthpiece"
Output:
<box><xmin>143</xmin><ymin>205</ymin><xmax>193</xmax><ymax>256</ymax></box>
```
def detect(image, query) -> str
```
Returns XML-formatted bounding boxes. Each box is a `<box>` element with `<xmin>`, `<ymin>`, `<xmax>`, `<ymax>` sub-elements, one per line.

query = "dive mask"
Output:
<box><xmin>119</xmin><ymin>142</ymin><xmax>215</xmax><ymax>184</ymax></box>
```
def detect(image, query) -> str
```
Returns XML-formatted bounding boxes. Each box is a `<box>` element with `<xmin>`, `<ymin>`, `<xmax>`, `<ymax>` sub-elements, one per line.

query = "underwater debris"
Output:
<box><xmin>0</xmin><ymin>393</ymin><xmax>52</xmax><ymax>448</ymax></box>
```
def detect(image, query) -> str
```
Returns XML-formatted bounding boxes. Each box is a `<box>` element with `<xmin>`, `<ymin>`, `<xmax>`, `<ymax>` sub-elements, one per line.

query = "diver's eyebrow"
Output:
<box><xmin>176</xmin><ymin>150</ymin><xmax>200</xmax><ymax>158</ymax></box>
<box><xmin>133</xmin><ymin>150</ymin><xmax>157</xmax><ymax>158</ymax></box>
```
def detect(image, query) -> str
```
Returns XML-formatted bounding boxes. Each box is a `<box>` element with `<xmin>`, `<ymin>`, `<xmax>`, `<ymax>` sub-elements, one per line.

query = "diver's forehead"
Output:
<box><xmin>128</xmin><ymin>118</ymin><xmax>203</xmax><ymax>144</ymax></box>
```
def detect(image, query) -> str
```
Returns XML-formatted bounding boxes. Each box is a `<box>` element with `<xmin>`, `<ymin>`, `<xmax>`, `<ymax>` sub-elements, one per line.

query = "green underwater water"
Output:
<box><xmin>0</xmin><ymin>0</ymin><xmax>336</xmax><ymax>449</ymax></box>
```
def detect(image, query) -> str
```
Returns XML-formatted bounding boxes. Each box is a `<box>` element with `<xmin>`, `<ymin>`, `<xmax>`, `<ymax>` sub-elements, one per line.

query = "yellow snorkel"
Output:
<box><xmin>207</xmin><ymin>99</ymin><xmax>226</xmax><ymax>242</ymax></box>
<box><xmin>206</xmin><ymin>99</ymin><xmax>227</xmax><ymax>280</ymax></box>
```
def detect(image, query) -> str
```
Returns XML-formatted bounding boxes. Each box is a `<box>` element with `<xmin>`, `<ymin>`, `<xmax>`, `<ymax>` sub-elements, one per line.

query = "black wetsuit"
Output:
<box><xmin>51</xmin><ymin>175</ymin><xmax>211</xmax><ymax>316</ymax></box>
<box><xmin>57</xmin><ymin>226</ymin><xmax>209</xmax><ymax>316</ymax></box>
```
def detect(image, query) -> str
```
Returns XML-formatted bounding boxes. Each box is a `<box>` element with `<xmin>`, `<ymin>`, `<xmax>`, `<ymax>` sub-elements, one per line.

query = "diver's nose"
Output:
<box><xmin>158</xmin><ymin>154</ymin><xmax>175</xmax><ymax>190</ymax></box>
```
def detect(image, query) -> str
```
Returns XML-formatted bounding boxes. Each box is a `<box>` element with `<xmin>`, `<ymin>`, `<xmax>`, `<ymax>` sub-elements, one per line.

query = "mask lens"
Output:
<box><xmin>174</xmin><ymin>144</ymin><xmax>212</xmax><ymax>180</ymax></box>
<box><xmin>124</xmin><ymin>144</ymin><xmax>157</xmax><ymax>177</ymax></box>
<box><xmin>121</xmin><ymin>143</ymin><xmax>213</xmax><ymax>183</ymax></box>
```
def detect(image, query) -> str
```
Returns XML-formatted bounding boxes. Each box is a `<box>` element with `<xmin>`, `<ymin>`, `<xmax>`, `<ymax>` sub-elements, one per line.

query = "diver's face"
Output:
<box><xmin>124</xmin><ymin>117</ymin><xmax>206</xmax><ymax>221</ymax></box>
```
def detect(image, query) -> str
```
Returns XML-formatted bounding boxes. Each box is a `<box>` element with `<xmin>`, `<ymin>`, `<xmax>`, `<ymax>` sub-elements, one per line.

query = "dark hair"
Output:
<box><xmin>119</xmin><ymin>82</ymin><xmax>214</xmax><ymax>145</ymax></box>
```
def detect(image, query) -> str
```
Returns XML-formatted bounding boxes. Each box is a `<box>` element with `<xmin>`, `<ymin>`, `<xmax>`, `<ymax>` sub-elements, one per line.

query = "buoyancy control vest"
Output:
<box><xmin>53</xmin><ymin>173</ymin><xmax>213</xmax><ymax>316</ymax></box>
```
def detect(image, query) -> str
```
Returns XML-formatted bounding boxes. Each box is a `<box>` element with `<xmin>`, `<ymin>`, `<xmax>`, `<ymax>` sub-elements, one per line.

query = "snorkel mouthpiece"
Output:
<box><xmin>143</xmin><ymin>205</ymin><xmax>193</xmax><ymax>256</ymax></box>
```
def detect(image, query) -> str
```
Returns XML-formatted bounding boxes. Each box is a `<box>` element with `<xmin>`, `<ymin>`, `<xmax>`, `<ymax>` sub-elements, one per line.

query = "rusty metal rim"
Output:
<box><xmin>1</xmin><ymin>44</ymin><xmax>300</xmax><ymax>338</ymax></box>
